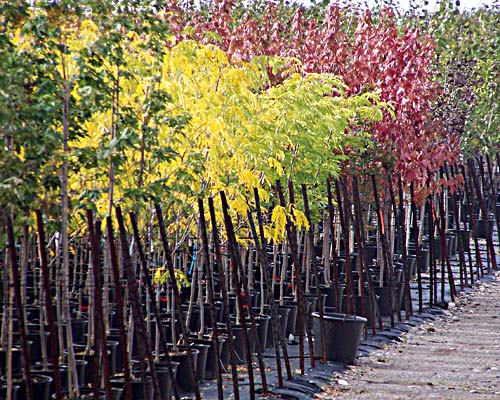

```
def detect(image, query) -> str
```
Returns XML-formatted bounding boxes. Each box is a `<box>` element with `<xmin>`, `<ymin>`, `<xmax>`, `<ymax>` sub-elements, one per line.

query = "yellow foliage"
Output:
<box><xmin>9</xmin><ymin>9</ymin><xmax>386</xmax><ymax>240</ymax></box>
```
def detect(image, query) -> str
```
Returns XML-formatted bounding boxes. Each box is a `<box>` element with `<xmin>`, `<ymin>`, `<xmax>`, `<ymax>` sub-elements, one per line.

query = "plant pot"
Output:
<box><xmin>305</xmin><ymin>294</ymin><xmax>319</xmax><ymax>314</ymax></box>
<box><xmin>0</xmin><ymin>383</ymin><xmax>20</xmax><ymax>400</ymax></box>
<box><xmin>13</xmin><ymin>374</ymin><xmax>52</xmax><ymax>400</ymax></box>
<box><xmin>152</xmin><ymin>361</ymin><xmax>178</xmax><ymax>400</ymax></box>
<box><xmin>460</xmin><ymin>230</ymin><xmax>471</xmax><ymax>252</ymax></box>
<box><xmin>230</xmin><ymin>324</ymin><xmax>253</xmax><ymax>364</ymax></box>
<box><xmin>476</xmin><ymin>219</ymin><xmax>495</xmax><ymax>239</ymax></box>
<box><xmin>364</xmin><ymin>245</ymin><xmax>378</xmax><ymax>265</ymax></box>
<box><xmin>201</xmin><ymin>336</ymin><xmax>225</xmax><ymax>380</ymax></box>
<box><xmin>284</xmin><ymin>300</ymin><xmax>298</xmax><ymax>337</ymax></box>
<box><xmin>111</xmin><ymin>376</ymin><xmax>153</xmax><ymax>400</ymax></box>
<box><xmin>418</xmin><ymin>248</ymin><xmax>430</xmax><ymax>273</ymax></box>
<box><xmin>266</xmin><ymin>306</ymin><xmax>290</xmax><ymax>348</ymax></box>
<box><xmin>446</xmin><ymin>233</ymin><xmax>457</xmax><ymax>258</ymax></box>
<box><xmin>169</xmin><ymin>347</ymin><xmax>199</xmax><ymax>393</ymax></box>
<box><xmin>375</xmin><ymin>286</ymin><xmax>395</xmax><ymax>317</ymax></box>
<box><xmin>0</xmin><ymin>347</ymin><xmax>23</xmax><ymax>376</ymax></box>
<box><xmin>71</xmin><ymin>318</ymin><xmax>88</xmax><ymax>344</ymax></box>
<box><xmin>191</xmin><ymin>342</ymin><xmax>209</xmax><ymax>383</ymax></box>
<box><xmin>27</xmin><ymin>330</ymin><xmax>50</xmax><ymax>364</ymax></box>
<box><xmin>254</xmin><ymin>314</ymin><xmax>270</xmax><ymax>352</ymax></box>
<box><xmin>311</xmin><ymin>312</ymin><xmax>366</xmax><ymax>364</ymax></box>
<box><xmin>407</xmin><ymin>254</ymin><xmax>417</xmax><ymax>279</ymax></box>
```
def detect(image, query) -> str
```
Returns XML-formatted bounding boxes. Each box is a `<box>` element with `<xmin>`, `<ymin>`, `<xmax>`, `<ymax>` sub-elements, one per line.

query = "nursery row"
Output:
<box><xmin>1</xmin><ymin>1</ymin><xmax>499</xmax><ymax>400</ymax></box>
<box><xmin>1</xmin><ymin>155</ymin><xmax>500</xmax><ymax>400</ymax></box>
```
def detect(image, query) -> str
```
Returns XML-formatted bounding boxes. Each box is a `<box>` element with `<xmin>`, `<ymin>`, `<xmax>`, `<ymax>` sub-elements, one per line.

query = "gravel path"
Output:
<box><xmin>319</xmin><ymin>272</ymin><xmax>500</xmax><ymax>400</ymax></box>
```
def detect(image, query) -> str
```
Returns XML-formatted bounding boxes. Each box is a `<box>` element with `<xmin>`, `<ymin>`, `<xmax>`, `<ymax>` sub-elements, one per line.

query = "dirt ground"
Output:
<box><xmin>318</xmin><ymin>272</ymin><xmax>500</xmax><ymax>400</ymax></box>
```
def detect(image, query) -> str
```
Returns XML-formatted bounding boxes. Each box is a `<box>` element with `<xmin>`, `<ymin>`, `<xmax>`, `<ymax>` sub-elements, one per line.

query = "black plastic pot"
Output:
<box><xmin>266</xmin><ymin>306</ymin><xmax>290</xmax><ymax>348</ymax></box>
<box><xmin>375</xmin><ymin>286</ymin><xmax>395</xmax><ymax>317</ymax></box>
<box><xmin>460</xmin><ymin>230</ymin><xmax>471</xmax><ymax>252</ymax></box>
<box><xmin>418</xmin><ymin>248</ymin><xmax>430</xmax><ymax>273</ymax></box>
<box><xmin>231</xmin><ymin>324</ymin><xmax>254</xmax><ymax>364</ymax></box>
<box><xmin>0</xmin><ymin>383</ymin><xmax>19</xmax><ymax>400</ymax></box>
<box><xmin>284</xmin><ymin>300</ymin><xmax>298</xmax><ymax>337</ymax></box>
<box><xmin>111</xmin><ymin>375</ymin><xmax>153</xmax><ymax>400</ymax></box>
<box><xmin>71</xmin><ymin>318</ymin><xmax>88</xmax><ymax>344</ymax></box>
<box><xmin>152</xmin><ymin>360</ymin><xmax>178</xmax><ymax>400</ymax></box>
<box><xmin>477</xmin><ymin>219</ymin><xmax>495</xmax><ymax>239</ymax></box>
<box><xmin>169</xmin><ymin>346</ymin><xmax>199</xmax><ymax>393</ymax></box>
<box><xmin>312</xmin><ymin>312</ymin><xmax>366</xmax><ymax>364</ymax></box>
<box><xmin>14</xmin><ymin>374</ymin><xmax>53</xmax><ymax>400</ymax></box>
<box><xmin>254</xmin><ymin>314</ymin><xmax>270</xmax><ymax>352</ymax></box>
<box><xmin>191</xmin><ymin>342</ymin><xmax>209</xmax><ymax>383</ymax></box>
<box><xmin>201</xmin><ymin>336</ymin><xmax>225</xmax><ymax>380</ymax></box>
<box><xmin>0</xmin><ymin>347</ymin><xmax>23</xmax><ymax>376</ymax></box>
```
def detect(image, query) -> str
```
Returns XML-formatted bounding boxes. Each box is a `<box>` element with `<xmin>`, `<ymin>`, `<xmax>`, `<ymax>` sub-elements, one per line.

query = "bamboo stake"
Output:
<box><xmin>129</xmin><ymin>212</ymin><xmax>178</xmax><ymax>400</ymax></box>
<box><xmin>116</xmin><ymin>207</ymin><xmax>154</xmax><ymax>400</ymax></box>
<box><xmin>5</xmin><ymin>212</ymin><xmax>32</xmax><ymax>400</ymax></box>
<box><xmin>220</xmin><ymin>191</ymin><xmax>266</xmax><ymax>397</ymax></box>
<box><xmin>35</xmin><ymin>210</ymin><xmax>63</xmax><ymax>400</ymax></box>
<box><xmin>409</xmin><ymin>186</ymin><xmax>423</xmax><ymax>313</ymax></box>
<box><xmin>468</xmin><ymin>158</ymin><xmax>497</xmax><ymax>271</ymax></box>
<box><xmin>198</xmin><ymin>199</ymin><xmax>224</xmax><ymax>400</ymax></box>
<box><xmin>105</xmin><ymin>217</ymin><xmax>133</xmax><ymax>400</ymax></box>
<box><xmin>301</xmin><ymin>184</ymin><xmax>328</xmax><ymax>362</ymax></box>
<box><xmin>370</xmin><ymin>175</ymin><xmax>395</xmax><ymax>327</ymax></box>
<box><xmin>326</xmin><ymin>179</ymin><xmax>341</xmax><ymax>311</ymax></box>
<box><xmin>253</xmin><ymin>188</ymin><xmax>293</xmax><ymax>381</ymax></box>
<box><xmin>454</xmin><ymin>165</ymin><xmax>474</xmax><ymax>286</ymax></box>
<box><xmin>397</xmin><ymin>174</ymin><xmax>412</xmax><ymax>318</ymax></box>
<box><xmin>207</xmin><ymin>197</ymin><xmax>240</xmax><ymax>400</ymax></box>
<box><xmin>461</xmin><ymin>164</ymin><xmax>483</xmax><ymax>279</ymax></box>
<box><xmin>86</xmin><ymin>214</ymin><xmax>112</xmax><ymax>400</ymax></box>
<box><xmin>386</xmin><ymin>172</ymin><xmax>402</xmax><ymax>322</ymax></box>
<box><xmin>445</xmin><ymin>165</ymin><xmax>467</xmax><ymax>290</ymax></box>
<box><xmin>335</xmin><ymin>179</ymin><xmax>355</xmax><ymax>316</ymax></box>
<box><xmin>485</xmin><ymin>154</ymin><xmax>500</xmax><ymax>253</ymax></box>
<box><xmin>276</xmin><ymin>180</ymin><xmax>306</xmax><ymax>374</ymax></box>
<box><xmin>154</xmin><ymin>204</ymin><xmax>201</xmax><ymax>400</ymax></box>
<box><xmin>351</xmin><ymin>177</ymin><xmax>379</xmax><ymax>333</ymax></box>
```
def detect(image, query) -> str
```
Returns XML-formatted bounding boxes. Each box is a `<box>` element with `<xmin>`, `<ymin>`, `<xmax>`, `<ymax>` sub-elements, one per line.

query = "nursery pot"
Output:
<box><xmin>111</xmin><ymin>375</ymin><xmax>153</xmax><ymax>400</ymax></box>
<box><xmin>191</xmin><ymin>342</ymin><xmax>210</xmax><ymax>383</ymax></box>
<box><xmin>169</xmin><ymin>346</ymin><xmax>199</xmax><ymax>393</ymax></box>
<box><xmin>13</xmin><ymin>374</ymin><xmax>52</xmax><ymax>400</ymax></box>
<box><xmin>476</xmin><ymin>219</ymin><xmax>495</xmax><ymax>239</ymax></box>
<box><xmin>311</xmin><ymin>312</ymin><xmax>366</xmax><ymax>364</ymax></box>
<box><xmin>152</xmin><ymin>361</ymin><xmax>178</xmax><ymax>400</ymax></box>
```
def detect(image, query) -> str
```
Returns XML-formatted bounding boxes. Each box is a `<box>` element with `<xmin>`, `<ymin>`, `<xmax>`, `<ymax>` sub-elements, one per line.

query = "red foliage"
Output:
<box><xmin>165</xmin><ymin>2</ymin><xmax>460</xmax><ymax>188</ymax></box>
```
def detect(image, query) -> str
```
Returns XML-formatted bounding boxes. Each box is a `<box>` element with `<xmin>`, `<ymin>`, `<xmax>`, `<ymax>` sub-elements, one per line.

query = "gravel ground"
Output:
<box><xmin>318</xmin><ymin>272</ymin><xmax>500</xmax><ymax>400</ymax></box>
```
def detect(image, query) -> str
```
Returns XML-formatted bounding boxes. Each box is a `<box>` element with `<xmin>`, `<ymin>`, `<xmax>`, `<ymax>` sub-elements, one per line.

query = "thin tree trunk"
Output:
<box><xmin>154</xmin><ymin>204</ymin><xmax>201</xmax><ymax>400</ymax></box>
<box><xmin>207</xmin><ymin>197</ymin><xmax>241</xmax><ymax>400</ymax></box>
<box><xmin>105</xmin><ymin>217</ymin><xmax>133</xmax><ymax>400</ymax></box>
<box><xmin>5</xmin><ymin>212</ymin><xmax>32</xmax><ymax>400</ymax></box>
